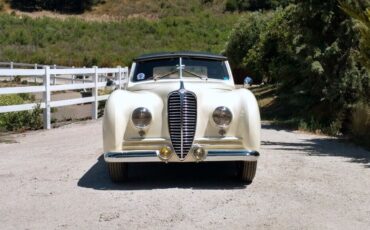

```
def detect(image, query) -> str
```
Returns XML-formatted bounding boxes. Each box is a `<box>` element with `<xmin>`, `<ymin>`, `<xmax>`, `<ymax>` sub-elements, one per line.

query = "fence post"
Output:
<box><xmin>53</xmin><ymin>64</ymin><xmax>57</xmax><ymax>85</ymax></box>
<box><xmin>10</xmin><ymin>61</ymin><xmax>14</xmax><ymax>81</ymax></box>
<box><xmin>118</xmin><ymin>66</ymin><xmax>122</xmax><ymax>89</ymax></box>
<box><xmin>43</xmin><ymin>66</ymin><xmax>51</xmax><ymax>130</ymax></box>
<box><xmin>34</xmin><ymin>64</ymin><xmax>38</xmax><ymax>83</ymax></box>
<box><xmin>91</xmin><ymin>66</ymin><xmax>98</xmax><ymax>120</ymax></box>
<box><xmin>123</xmin><ymin>67</ymin><xmax>129</xmax><ymax>89</ymax></box>
<box><xmin>83</xmin><ymin>66</ymin><xmax>86</xmax><ymax>85</ymax></box>
<box><xmin>72</xmin><ymin>66</ymin><xmax>75</xmax><ymax>84</ymax></box>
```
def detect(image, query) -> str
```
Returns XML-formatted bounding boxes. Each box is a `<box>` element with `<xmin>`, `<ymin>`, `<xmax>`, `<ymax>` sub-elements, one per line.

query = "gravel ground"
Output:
<box><xmin>0</xmin><ymin>120</ymin><xmax>369</xmax><ymax>230</ymax></box>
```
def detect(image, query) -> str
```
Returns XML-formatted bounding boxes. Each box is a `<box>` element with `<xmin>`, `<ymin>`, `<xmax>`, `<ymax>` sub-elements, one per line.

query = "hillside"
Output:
<box><xmin>88</xmin><ymin>0</ymin><xmax>227</xmax><ymax>19</ymax></box>
<box><xmin>0</xmin><ymin>0</ymin><xmax>228</xmax><ymax>20</ymax></box>
<box><xmin>0</xmin><ymin>0</ymin><xmax>240</xmax><ymax>67</ymax></box>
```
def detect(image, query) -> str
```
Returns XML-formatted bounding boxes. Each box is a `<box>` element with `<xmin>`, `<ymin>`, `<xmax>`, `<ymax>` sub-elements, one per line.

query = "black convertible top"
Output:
<box><xmin>134</xmin><ymin>51</ymin><xmax>228</xmax><ymax>62</ymax></box>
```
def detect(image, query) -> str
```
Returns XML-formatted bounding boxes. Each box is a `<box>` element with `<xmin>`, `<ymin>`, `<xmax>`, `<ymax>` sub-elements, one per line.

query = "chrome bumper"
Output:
<box><xmin>104</xmin><ymin>150</ymin><xmax>259</xmax><ymax>163</ymax></box>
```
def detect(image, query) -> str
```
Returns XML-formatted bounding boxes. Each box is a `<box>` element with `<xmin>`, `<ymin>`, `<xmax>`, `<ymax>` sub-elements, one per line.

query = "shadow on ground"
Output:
<box><xmin>78</xmin><ymin>155</ymin><xmax>247</xmax><ymax>191</ymax></box>
<box><xmin>262</xmin><ymin>138</ymin><xmax>370</xmax><ymax>168</ymax></box>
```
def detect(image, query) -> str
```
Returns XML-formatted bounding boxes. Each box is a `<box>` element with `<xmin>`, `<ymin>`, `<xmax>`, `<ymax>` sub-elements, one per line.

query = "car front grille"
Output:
<box><xmin>168</xmin><ymin>90</ymin><xmax>197</xmax><ymax>160</ymax></box>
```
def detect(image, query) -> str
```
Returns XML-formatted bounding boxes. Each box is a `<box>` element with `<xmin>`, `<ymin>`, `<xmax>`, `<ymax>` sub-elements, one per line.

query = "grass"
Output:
<box><xmin>0</xmin><ymin>12</ymin><xmax>239</xmax><ymax>67</ymax></box>
<box><xmin>0</xmin><ymin>0</ymin><xmax>239</xmax><ymax>67</ymax></box>
<box><xmin>89</xmin><ymin>0</ymin><xmax>227</xmax><ymax>19</ymax></box>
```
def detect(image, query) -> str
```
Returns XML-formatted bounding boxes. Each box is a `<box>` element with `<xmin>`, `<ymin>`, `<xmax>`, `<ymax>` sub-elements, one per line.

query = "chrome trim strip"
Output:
<box><xmin>207</xmin><ymin>150</ymin><xmax>260</xmax><ymax>157</ymax></box>
<box><xmin>180</xmin><ymin>82</ymin><xmax>184</xmax><ymax>159</ymax></box>
<box><xmin>205</xmin><ymin>150</ymin><xmax>259</xmax><ymax>162</ymax></box>
<box><xmin>104</xmin><ymin>150</ymin><xmax>259</xmax><ymax>163</ymax></box>
<box><xmin>104</xmin><ymin>151</ymin><xmax>160</xmax><ymax>163</ymax></box>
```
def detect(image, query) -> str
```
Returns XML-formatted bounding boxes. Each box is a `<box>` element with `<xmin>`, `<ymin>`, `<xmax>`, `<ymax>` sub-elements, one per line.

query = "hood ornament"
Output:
<box><xmin>179</xmin><ymin>81</ymin><xmax>186</xmax><ymax>94</ymax></box>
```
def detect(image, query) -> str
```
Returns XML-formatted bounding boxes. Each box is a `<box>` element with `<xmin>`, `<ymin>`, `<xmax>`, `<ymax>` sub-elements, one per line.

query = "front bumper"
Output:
<box><xmin>104</xmin><ymin>150</ymin><xmax>260</xmax><ymax>163</ymax></box>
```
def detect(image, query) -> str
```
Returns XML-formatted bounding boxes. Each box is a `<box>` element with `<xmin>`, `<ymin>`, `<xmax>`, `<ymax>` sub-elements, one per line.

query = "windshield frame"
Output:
<box><xmin>130</xmin><ymin>57</ymin><xmax>231</xmax><ymax>83</ymax></box>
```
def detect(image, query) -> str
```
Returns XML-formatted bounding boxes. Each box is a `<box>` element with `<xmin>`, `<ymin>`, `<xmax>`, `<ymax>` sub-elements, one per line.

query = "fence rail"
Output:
<box><xmin>0</xmin><ymin>61</ymin><xmax>70</xmax><ymax>69</ymax></box>
<box><xmin>0</xmin><ymin>66</ymin><xmax>129</xmax><ymax>129</ymax></box>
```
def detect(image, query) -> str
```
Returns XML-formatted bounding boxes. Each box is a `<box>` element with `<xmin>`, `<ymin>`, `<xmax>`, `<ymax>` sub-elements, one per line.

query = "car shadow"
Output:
<box><xmin>78</xmin><ymin>155</ymin><xmax>248</xmax><ymax>190</ymax></box>
<box><xmin>262</xmin><ymin>138</ymin><xmax>370</xmax><ymax>168</ymax></box>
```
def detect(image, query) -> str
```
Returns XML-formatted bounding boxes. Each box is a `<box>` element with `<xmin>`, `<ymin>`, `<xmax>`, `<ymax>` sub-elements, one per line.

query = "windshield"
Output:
<box><xmin>132</xmin><ymin>57</ymin><xmax>229</xmax><ymax>82</ymax></box>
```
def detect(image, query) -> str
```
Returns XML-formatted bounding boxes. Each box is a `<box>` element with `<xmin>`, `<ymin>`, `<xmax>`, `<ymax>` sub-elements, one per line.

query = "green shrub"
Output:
<box><xmin>0</xmin><ymin>94</ymin><xmax>24</xmax><ymax>106</ymax></box>
<box><xmin>0</xmin><ymin>95</ymin><xmax>43</xmax><ymax>131</ymax></box>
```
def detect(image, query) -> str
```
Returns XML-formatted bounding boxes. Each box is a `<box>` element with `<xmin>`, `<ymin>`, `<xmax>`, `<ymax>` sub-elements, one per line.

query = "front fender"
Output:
<box><xmin>236</xmin><ymin>89</ymin><xmax>261</xmax><ymax>151</ymax></box>
<box><xmin>103</xmin><ymin>90</ymin><xmax>131</xmax><ymax>152</ymax></box>
<box><xmin>103</xmin><ymin>90</ymin><xmax>164</xmax><ymax>152</ymax></box>
<box><xmin>196</xmin><ymin>88</ymin><xmax>260</xmax><ymax>151</ymax></box>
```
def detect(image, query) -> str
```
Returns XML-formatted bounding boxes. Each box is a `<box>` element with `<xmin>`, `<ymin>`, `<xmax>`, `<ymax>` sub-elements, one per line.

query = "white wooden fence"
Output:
<box><xmin>0</xmin><ymin>61</ymin><xmax>103</xmax><ymax>84</ymax></box>
<box><xmin>0</xmin><ymin>66</ymin><xmax>128</xmax><ymax>129</ymax></box>
<box><xmin>0</xmin><ymin>61</ymin><xmax>70</xmax><ymax>69</ymax></box>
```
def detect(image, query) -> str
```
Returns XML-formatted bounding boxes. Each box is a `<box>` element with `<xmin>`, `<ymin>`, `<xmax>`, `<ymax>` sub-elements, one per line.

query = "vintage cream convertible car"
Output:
<box><xmin>103</xmin><ymin>52</ymin><xmax>261</xmax><ymax>183</ymax></box>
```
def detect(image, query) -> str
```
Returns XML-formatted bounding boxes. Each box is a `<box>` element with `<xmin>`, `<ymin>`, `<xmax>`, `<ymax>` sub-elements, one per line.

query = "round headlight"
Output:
<box><xmin>132</xmin><ymin>107</ymin><xmax>152</xmax><ymax>128</ymax></box>
<box><xmin>212</xmin><ymin>106</ymin><xmax>232</xmax><ymax>127</ymax></box>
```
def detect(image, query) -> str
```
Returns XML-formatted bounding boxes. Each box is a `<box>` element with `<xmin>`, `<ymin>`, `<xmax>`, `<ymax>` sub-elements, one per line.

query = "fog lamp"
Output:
<box><xmin>192</xmin><ymin>146</ymin><xmax>206</xmax><ymax>161</ymax></box>
<box><xmin>159</xmin><ymin>146</ymin><xmax>172</xmax><ymax>161</ymax></box>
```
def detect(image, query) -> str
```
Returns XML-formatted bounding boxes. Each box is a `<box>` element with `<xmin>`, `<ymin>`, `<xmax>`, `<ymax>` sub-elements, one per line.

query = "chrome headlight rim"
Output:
<box><xmin>212</xmin><ymin>106</ymin><xmax>233</xmax><ymax>128</ymax></box>
<box><xmin>131</xmin><ymin>107</ymin><xmax>152</xmax><ymax>129</ymax></box>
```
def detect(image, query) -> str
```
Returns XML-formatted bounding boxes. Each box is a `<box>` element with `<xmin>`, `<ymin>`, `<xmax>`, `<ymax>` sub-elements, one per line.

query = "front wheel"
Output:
<box><xmin>107</xmin><ymin>162</ymin><xmax>128</xmax><ymax>183</ymax></box>
<box><xmin>238</xmin><ymin>161</ymin><xmax>257</xmax><ymax>184</ymax></box>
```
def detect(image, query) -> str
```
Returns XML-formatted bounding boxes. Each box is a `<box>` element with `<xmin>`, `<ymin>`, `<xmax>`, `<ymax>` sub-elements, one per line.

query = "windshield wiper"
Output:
<box><xmin>153</xmin><ymin>69</ymin><xmax>179</xmax><ymax>81</ymax></box>
<box><xmin>183</xmin><ymin>69</ymin><xmax>208</xmax><ymax>80</ymax></box>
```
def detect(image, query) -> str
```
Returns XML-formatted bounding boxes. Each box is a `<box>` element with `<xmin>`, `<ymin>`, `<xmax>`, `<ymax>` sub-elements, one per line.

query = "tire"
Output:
<box><xmin>107</xmin><ymin>162</ymin><xmax>128</xmax><ymax>183</ymax></box>
<box><xmin>238</xmin><ymin>161</ymin><xmax>257</xmax><ymax>184</ymax></box>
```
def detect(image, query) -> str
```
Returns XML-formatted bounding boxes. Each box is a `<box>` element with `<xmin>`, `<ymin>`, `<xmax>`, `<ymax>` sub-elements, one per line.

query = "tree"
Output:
<box><xmin>225</xmin><ymin>0</ymin><xmax>292</xmax><ymax>11</ymax></box>
<box><xmin>340</xmin><ymin>1</ymin><xmax>370</xmax><ymax>71</ymax></box>
<box><xmin>223</xmin><ymin>12</ymin><xmax>270</xmax><ymax>83</ymax></box>
<box><xmin>226</xmin><ymin>0</ymin><xmax>369</xmax><ymax>133</ymax></box>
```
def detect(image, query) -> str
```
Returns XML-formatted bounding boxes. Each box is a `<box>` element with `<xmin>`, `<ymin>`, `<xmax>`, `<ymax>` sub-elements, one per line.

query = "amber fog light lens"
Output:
<box><xmin>212</xmin><ymin>106</ymin><xmax>232</xmax><ymax>127</ymax></box>
<box><xmin>132</xmin><ymin>107</ymin><xmax>152</xmax><ymax>128</ymax></box>
<box><xmin>159</xmin><ymin>146</ymin><xmax>172</xmax><ymax>160</ymax></box>
<box><xmin>192</xmin><ymin>146</ymin><xmax>206</xmax><ymax>161</ymax></box>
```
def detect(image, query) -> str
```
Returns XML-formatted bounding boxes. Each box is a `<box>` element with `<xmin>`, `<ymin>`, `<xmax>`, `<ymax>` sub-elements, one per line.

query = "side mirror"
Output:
<box><xmin>106</xmin><ymin>79</ymin><xmax>114</xmax><ymax>87</ymax></box>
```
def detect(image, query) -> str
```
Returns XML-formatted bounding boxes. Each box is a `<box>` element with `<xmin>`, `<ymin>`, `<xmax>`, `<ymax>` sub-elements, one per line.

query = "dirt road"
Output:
<box><xmin>0</xmin><ymin>120</ymin><xmax>369</xmax><ymax>229</ymax></box>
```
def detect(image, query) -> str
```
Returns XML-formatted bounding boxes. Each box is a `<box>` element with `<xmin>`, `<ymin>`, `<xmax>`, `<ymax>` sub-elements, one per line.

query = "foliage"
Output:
<box><xmin>279</xmin><ymin>0</ymin><xmax>370</xmax><ymax>131</ymax></box>
<box><xmin>6</xmin><ymin>0</ymin><xmax>102</xmax><ymax>13</ymax></box>
<box><xmin>0</xmin><ymin>13</ymin><xmax>238</xmax><ymax>67</ymax></box>
<box><xmin>0</xmin><ymin>94</ymin><xmax>43</xmax><ymax>131</ymax></box>
<box><xmin>223</xmin><ymin>12</ymin><xmax>270</xmax><ymax>83</ymax></box>
<box><xmin>225</xmin><ymin>0</ymin><xmax>292</xmax><ymax>11</ymax></box>
<box><xmin>340</xmin><ymin>1</ymin><xmax>370</xmax><ymax>71</ymax></box>
<box><xmin>339</xmin><ymin>1</ymin><xmax>370</xmax><ymax>145</ymax></box>
<box><xmin>226</xmin><ymin>0</ymin><xmax>369</xmax><ymax>135</ymax></box>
